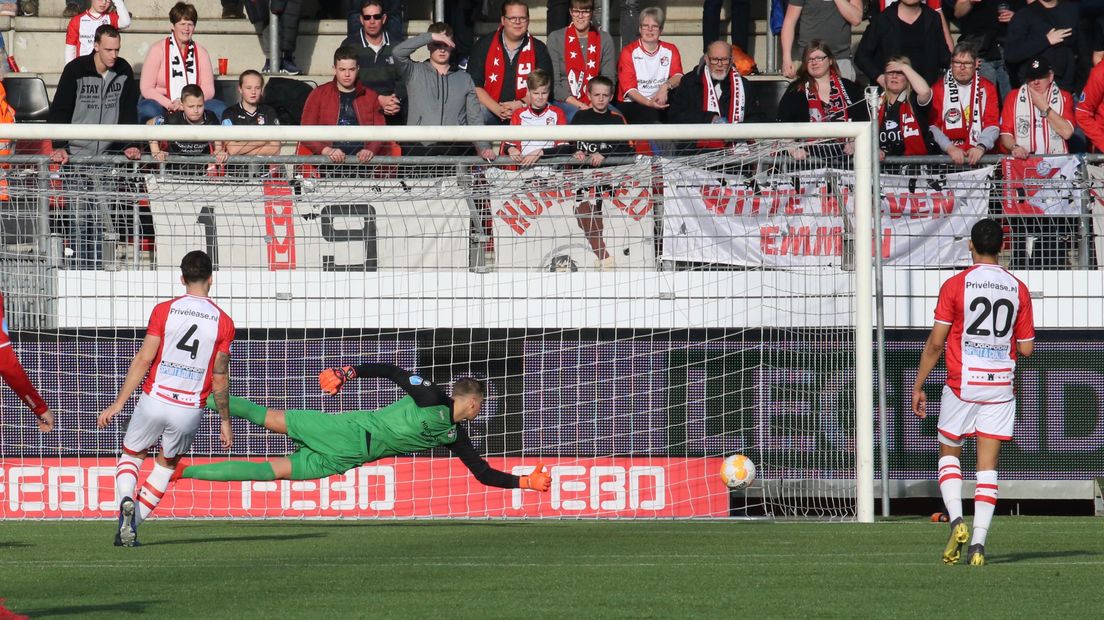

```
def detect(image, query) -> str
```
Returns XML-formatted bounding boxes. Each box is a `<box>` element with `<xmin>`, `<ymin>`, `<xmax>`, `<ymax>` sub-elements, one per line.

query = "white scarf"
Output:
<box><xmin>941</xmin><ymin>71</ymin><xmax>984</xmax><ymax>148</ymax></box>
<box><xmin>1013</xmin><ymin>83</ymin><xmax>1066</xmax><ymax>154</ymax></box>
<box><xmin>705</xmin><ymin>71</ymin><xmax>745</xmax><ymax>123</ymax></box>
<box><xmin>165</xmin><ymin>36</ymin><xmax>197</xmax><ymax>101</ymax></box>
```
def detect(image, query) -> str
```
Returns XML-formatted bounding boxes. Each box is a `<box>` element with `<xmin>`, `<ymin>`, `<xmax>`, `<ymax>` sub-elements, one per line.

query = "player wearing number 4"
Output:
<box><xmin>98</xmin><ymin>250</ymin><xmax>235</xmax><ymax>547</ymax></box>
<box><xmin>178</xmin><ymin>364</ymin><xmax>552</xmax><ymax>494</ymax></box>
<box><xmin>912</xmin><ymin>219</ymin><xmax>1034</xmax><ymax>566</ymax></box>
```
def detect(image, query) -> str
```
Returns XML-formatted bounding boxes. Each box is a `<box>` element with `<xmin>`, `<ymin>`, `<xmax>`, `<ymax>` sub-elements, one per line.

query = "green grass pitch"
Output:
<box><xmin>1</xmin><ymin>517</ymin><xmax>1101</xmax><ymax>618</ymax></box>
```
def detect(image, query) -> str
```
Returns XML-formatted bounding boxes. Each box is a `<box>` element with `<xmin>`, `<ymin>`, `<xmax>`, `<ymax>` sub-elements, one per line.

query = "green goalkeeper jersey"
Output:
<box><xmin>346</xmin><ymin>394</ymin><xmax>458</xmax><ymax>460</ymax></box>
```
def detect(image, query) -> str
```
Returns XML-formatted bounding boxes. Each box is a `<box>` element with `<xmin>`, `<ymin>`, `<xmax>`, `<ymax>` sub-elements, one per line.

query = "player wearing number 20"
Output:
<box><xmin>98</xmin><ymin>250</ymin><xmax>235</xmax><ymax>547</ymax></box>
<box><xmin>912</xmin><ymin>218</ymin><xmax>1034</xmax><ymax>567</ymax></box>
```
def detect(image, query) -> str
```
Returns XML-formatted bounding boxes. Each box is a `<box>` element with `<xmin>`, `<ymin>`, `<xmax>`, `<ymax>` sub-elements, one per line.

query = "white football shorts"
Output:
<box><xmin>936</xmin><ymin>385</ymin><xmax>1015</xmax><ymax>447</ymax></box>
<box><xmin>122</xmin><ymin>393</ymin><xmax>203</xmax><ymax>458</ymax></box>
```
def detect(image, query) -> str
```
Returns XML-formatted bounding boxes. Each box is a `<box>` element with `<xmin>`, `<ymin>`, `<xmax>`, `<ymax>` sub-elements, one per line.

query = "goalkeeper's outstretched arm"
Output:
<box><xmin>447</xmin><ymin>426</ymin><xmax>550</xmax><ymax>492</ymax></box>
<box><xmin>320</xmin><ymin>363</ymin><xmax>446</xmax><ymax>407</ymax></box>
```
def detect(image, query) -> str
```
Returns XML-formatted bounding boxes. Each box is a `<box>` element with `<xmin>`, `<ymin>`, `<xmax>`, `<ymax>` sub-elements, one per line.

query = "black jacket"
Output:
<box><xmin>855</xmin><ymin>4</ymin><xmax>951</xmax><ymax>85</ymax></box>
<box><xmin>49</xmin><ymin>53</ymin><xmax>140</xmax><ymax>155</ymax></box>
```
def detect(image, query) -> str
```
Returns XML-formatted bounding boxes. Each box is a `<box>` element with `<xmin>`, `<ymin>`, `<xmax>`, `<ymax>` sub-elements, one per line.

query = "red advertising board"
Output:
<box><xmin>0</xmin><ymin>457</ymin><xmax>729</xmax><ymax>519</ymax></box>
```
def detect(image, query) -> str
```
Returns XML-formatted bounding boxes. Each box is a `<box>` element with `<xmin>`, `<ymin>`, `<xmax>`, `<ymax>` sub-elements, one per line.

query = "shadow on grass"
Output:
<box><xmin>989</xmin><ymin>549</ymin><xmax>1101</xmax><ymax>564</ymax></box>
<box><xmin>142</xmin><ymin>532</ymin><xmax>328</xmax><ymax>546</ymax></box>
<box><xmin>19</xmin><ymin>600</ymin><xmax>161</xmax><ymax>617</ymax></box>
<box><xmin>0</xmin><ymin>541</ymin><xmax>33</xmax><ymax>548</ymax></box>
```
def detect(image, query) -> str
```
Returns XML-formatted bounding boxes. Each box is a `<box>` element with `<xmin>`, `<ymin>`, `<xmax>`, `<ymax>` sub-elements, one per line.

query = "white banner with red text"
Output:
<box><xmin>0</xmin><ymin>457</ymin><xmax>729</xmax><ymax>518</ymax></box>
<box><xmin>146</xmin><ymin>177</ymin><xmax>470</xmax><ymax>271</ymax></box>
<box><xmin>661</xmin><ymin>162</ymin><xmax>993</xmax><ymax>268</ymax></box>
<box><xmin>486</xmin><ymin>165</ymin><xmax>656</xmax><ymax>270</ymax></box>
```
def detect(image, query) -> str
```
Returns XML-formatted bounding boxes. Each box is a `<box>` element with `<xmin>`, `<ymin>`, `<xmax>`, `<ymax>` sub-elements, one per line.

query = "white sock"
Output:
<box><xmin>114</xmin><ymin>454</ymin><xmax>143</xmax><ymax>503</ymax></box>
<box><xmin>972</xmin><ymin>470</ymin><xmax>999</xmax><ymax>546</ymax></box>
<box><xmin>135</xmin><ymin>463</ymin><xmax>175</xmax><ymax>525</ymax></box>
<box><xmin>937</xmin><ymin>455</ymin><xmax>963</xmax><ymax>523</ymax></box>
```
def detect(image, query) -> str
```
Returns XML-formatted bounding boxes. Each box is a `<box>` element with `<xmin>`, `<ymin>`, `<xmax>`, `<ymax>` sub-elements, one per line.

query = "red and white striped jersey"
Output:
<box><xmin>934</xmin><ymin>264</ymin><xmax>1034</xmax><ymax>404</ymax></box>
<box><xmin>507</xmin><ymin>104</ymin><xmax>568</xmax><ymax>155</ymax></box>
<box><xmin>65</xmin><ymin>10</ymin><xmax>121</xmax><ymax>58</ymax></box>
<box><xmin>617</xmin><ymin>40</ymin><xmax>683</xmax><ymax>101</ymax></box>
<box><xmin>142</xmin><ymin>294</ymin><xmax>235</xmax><ymax>409</ymax></box>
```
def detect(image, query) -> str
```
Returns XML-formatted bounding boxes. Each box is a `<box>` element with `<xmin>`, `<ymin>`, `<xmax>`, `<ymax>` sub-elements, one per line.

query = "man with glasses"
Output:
<box><xmin>342</xmin><ymin>0</ymin><xmax>404</xmax><ymax>125</ymax></box>
<box><xmin>855</xmin><ymin>0</ymin><xmax>950</xmax><ymax>86</ymax></box>
<box><xmin>547</xmin><ymin>0</ymin><xmax>617</xmax><ymax>122</ymax></box>
<box><xmin>670</xmin><ymin>40</ymin><xmax>753</xmax><ymax>135</ymax></box>
<box><xmin>467</xmin><ymin>0</ymin><xmax>554</xmax><ymax>125</ymax></box>
<box><xmin>931</xmin><ymin>42</ymin><xmax>1000</xmax><ymax>165</ymax></box>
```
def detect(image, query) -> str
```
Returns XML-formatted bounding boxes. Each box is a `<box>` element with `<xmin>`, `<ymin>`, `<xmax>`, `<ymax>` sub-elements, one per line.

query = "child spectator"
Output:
<box><xmin>505</xmin><ymin>69</ymin><xmax>570</xmax><ymax>167</ymax></box>
<box><xmin>148</xmin><ymin>84</ymin><xmax>227</xmax><ymax>174</ymax></box>
<box><xmin>221</xmin><ymin>70</ymin><xmax>281</xmax><ymax>157</ymax></box>
<box><xmin>65</xmin><ymin>0</ymin><xmax>130</xmax><ymax>64</ymax></box>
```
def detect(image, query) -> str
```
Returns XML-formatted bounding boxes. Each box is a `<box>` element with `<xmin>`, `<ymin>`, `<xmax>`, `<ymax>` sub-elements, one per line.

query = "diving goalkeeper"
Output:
<box><xmin>179</xmin><ymin>363</ymin><xmax>551</xmax><ymax>492</ymax></box>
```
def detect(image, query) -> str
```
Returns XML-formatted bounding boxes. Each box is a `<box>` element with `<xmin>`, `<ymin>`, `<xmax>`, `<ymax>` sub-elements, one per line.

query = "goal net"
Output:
<box><xmin>0</xmin><ymin>121</ymin><xmax>874</xmax><ymax>521</ymax></box>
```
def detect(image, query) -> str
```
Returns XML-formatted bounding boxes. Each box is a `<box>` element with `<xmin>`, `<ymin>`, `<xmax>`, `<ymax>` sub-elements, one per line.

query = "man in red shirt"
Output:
<box><xmin>912</xmin><ymin>218</ymin><xmax>1035</xmax><ymax>567</ymax></box>
<box><xmin>1075</xmin><ymin>57</ymin><xmax>1104</xmax><ymax>152</ymax></box>
<box><xmin>300</xmin><ymin>46</ymin><xmax>385</xmax><ymax>165</ymax></box>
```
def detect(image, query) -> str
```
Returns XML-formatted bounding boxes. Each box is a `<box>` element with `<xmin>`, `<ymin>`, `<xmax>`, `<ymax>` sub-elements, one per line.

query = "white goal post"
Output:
<box><xmin>0</xmin><ymin>121</ymin><xmax>875</xmax><ymax>522</ymax></box>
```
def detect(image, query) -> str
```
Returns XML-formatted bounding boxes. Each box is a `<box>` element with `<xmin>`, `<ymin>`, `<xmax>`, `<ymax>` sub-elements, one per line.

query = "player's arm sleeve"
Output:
<box><xmin>1014</xmin><ymin>283</ymin><xmax>1035</xmax><ymax>342</ymax></box>
<box><xmin>216</xmin><ymin>315</ymin><xmax>235</xmax><ymax>354</ymax></box>
<box><xmin>351</xmin><ymin>363</ymin><xmax>448</xmax><ymax>407</ymax></box>
<box><xmin>933</xmin><ymin>277</ymin><xmax>958</xmax><ymax>325</ymax></box>
<box><xmin>446</xmin><ymin>426</ymin><xmax>519</xmax><ymax>489</ymax></box>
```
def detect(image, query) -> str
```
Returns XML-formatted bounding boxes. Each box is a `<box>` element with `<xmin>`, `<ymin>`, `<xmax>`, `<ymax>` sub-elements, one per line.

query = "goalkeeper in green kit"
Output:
<box><xmin>178</xmin><ymin>364</ymin><xmax>552</xmax><ymax>492</ymax></box>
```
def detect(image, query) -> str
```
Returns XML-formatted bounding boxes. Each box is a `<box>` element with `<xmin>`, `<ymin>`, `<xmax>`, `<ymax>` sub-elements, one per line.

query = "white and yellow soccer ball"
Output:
<box><xmin>720</xmin><ymin>454</ymin><xmax>756</xmax><ymax>490</ymax></box>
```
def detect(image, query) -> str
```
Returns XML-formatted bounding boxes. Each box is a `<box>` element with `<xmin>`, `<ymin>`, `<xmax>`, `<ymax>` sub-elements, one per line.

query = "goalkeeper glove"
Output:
<box><xmin>519</xmin><ymin>462</ymin><xmax>551</xmax><ymax>492</ymax></box>
<box><xmin>319</xmin><ymin>366</ymin><xmax>357</xmax><ymax>395</ymax></box>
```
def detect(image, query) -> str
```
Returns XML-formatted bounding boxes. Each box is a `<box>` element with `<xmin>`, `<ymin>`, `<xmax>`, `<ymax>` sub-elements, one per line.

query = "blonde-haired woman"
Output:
<box><xmin>878</xmin><ymin>56</ymin><xmax>933</xmax><ymax>159</ymax></box>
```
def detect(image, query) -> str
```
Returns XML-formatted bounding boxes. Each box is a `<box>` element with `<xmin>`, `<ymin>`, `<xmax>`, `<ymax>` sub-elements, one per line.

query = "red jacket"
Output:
<box><xmin>1076</xmin><ymin>62</ymin><xmax>1104</xmax><ymax>152</ymax></box>
<box><xmin>300</xmin><ymin>80</ymin><xmax>384</xmax><ymax>156</ymax></box>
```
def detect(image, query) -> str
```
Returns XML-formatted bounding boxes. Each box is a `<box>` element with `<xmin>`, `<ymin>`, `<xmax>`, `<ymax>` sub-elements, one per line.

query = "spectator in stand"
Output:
<box><xmin>780</xmin><ymin>0</ymin><xmax>862</xmax><ymax>81</ymax></box>
<box><xmin>877</xmin><ymin>56</ymin><xmax>934</xmax><ymax>159</ymax></box>
<box><xmin>147</xmin><ymin>84</ymin><xmax>228</xmax><ymax>174</ymax></box>
<box><xmin>48</xmin><ymin>24</ymin><xmax>140</xmax><ymax>270</ymax></box>
<box><xmin>300</xmin><ymin>46</ymin><xmax>385</xmax><ymax>165</ymax></box>
<box><xmin>138</xmin><ymin>2</ymin><xmax>225</xmax><ymax>123</ymax></box>
<box><xmin>871</xmin><ymin>0</ymin><xmax>953</xmax><ymax>52</ymax></box>
<box><xmin>617</xmin><ymin>7</ymin><xmax>684</xmax><ymax>125</ymax></box>
<box><xmin>50</xmin><ymin>24</ymin><xmax>140</xmax><ymax>165</ymax></box>
<box><xmin>391</xmin><ymin>23</ymin><xmax>495</xmax><ymax>159</ymax></box>
<box><xmin>221</xmin><ymin>70</ymin><xmax>281</xmax><ymax>157</ymax></box>
<box><xmin>570</xmin><ymin>75</ymin><xmax>628</xmax><ymax>270</ymax></box>
<box><xmin>550</xmin><ymin>0</ymin><xmax>641</xmax><ymax>48</ymax></box>
<box><xmin>930</xmin><ymin>42</ymin><xmax>1000</xmax><ymax>165</ymax></box>
<box><xmin>777</xmin><ymin>40</ymin><xmax>869</xmax><ymax>161</ymax></box>
<box><xmin>1004</xmin><ymin>0</ymin><xmax>1087</xmax><ymax>93</ymax></box>
<box><xmin>945</xmin><ymin>0</ymin><xmax>1023</xmax><ymax>99</ymax></box>
<box><xmin>1075</xmin><ymin>57</ymin><xmax>1104</xmax><ymax>152</ymax></box>
<box><xmin>547</xmin><ymin>0</ymin><xmax>617</xmax><ymax>122</ymax></box>
<box><xmin>467</xmin><ymin>0</ymin><xmax>554</xmax><ymax>126</ymax></box>
<box><xmin>344</xmin><ymin>0</ymin><xmax>403</xmax><ymax>44</ymax></box>
<box><xmin>703</xmin><ymin>0</ymin><xmax>751</xmax><ymax>53</ymax></box>
<box><xmin>1000</xmin><ymin>57</ymin><xmax>1074</xmax><ymax>157</ymax></box>
<box><xmin>670</xmin><ymin>40</ymin><xmax>753</xmax><ymax>128</ymax></box>
<box><xmin>64</xmin><ymin>0</ymin><xmax>130</xmax><ymax>64</ymax></box>
<box><xmin>342</xmin><ymin>0</ymin><xmax>404</xmax><ymax>125</ymax></box>
<box><xmin>856</xmin><ymin>0</ymin><xmax>951</xmax><ymax>86</ymax></box>
<box><xmin>247</xmin><ymin>0</ymin><xmax>305</xmax><ymax>75</ymax></box>
<box><xmin>504</xmin><ymin>69</ymin><xmax>571</xmax><ymax>167</ymax></box>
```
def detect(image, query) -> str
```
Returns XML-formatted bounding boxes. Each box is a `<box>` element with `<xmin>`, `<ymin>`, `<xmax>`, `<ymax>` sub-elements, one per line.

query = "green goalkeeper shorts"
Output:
<box><xmin>284</xmin><ymin>409</ymin><xmax>369</xmax><ymax>480</ymax></box>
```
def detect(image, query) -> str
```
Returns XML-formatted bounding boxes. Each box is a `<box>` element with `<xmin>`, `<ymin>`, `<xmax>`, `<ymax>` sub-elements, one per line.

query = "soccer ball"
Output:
<box><xmin>720</xmin><ymin>454</ymin><xmax>756</xmax><ymax>490</ymax></box>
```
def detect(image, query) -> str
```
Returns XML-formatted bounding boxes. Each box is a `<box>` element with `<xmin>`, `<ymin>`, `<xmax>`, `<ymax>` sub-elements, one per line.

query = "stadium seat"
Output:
<box><xmin>4</xmin><ymin>76</ymin><xmax>51</xmax><ymax>122</ymax></box>
<box><xmin>262</xmin><ymin>78</ymin><xmax>317</xmax><ymax>126</ymax></box>
<box><xmin>215</xmin><ymin>79</ymin><xmax>241</xmax><ymax>107</ymax></box>
<box><xmin>745</xmin><ymin>78</ymin><xmax>791</xmax><ymax>123</ymax></box>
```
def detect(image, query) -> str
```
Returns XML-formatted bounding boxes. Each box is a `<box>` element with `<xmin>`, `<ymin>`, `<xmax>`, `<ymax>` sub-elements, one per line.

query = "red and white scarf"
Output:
<box><xmin>1013</xmin><ymin>83</ymin><xmax>1066</xmax><ymax>154</ymax></box>
<box><xmin>703</xmin><ymin>70</ymin><xmax>745</xmax><ymax>123</ymax></box>
<box><xmin>164</xmin><ymin>36</ymin><xmax>197</xmax><ymax>101</ymax></box>
<box><xmin>941</xmin><ymin>70</ymin><xmax>984</xmax><ymax>148</ymax></box>
<box><xmin>564</xmin><ymin>27</ymin><xmax>601</xmax><ymax>104</ymax></box>
<box><xmin>484</xmin><ymin>27</ymin><xmax>536</xmax><ymax>102</ymax></box>
<box><xmin>805</xmin><ymin>73</ymin><xmax>851</xmax><ymax>123</ymax></box>
<box><xmin>879</xmin><ymin>94</ymin><xmax>928</xmax><ymax>155</ymax></box>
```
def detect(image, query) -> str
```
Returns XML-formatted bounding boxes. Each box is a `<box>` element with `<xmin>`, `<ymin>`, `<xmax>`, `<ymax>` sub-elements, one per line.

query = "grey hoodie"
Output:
<box><xmin>392</xmin><ymin>33</ymin><xmax>490</xmax><ymax>152</ymax></box>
